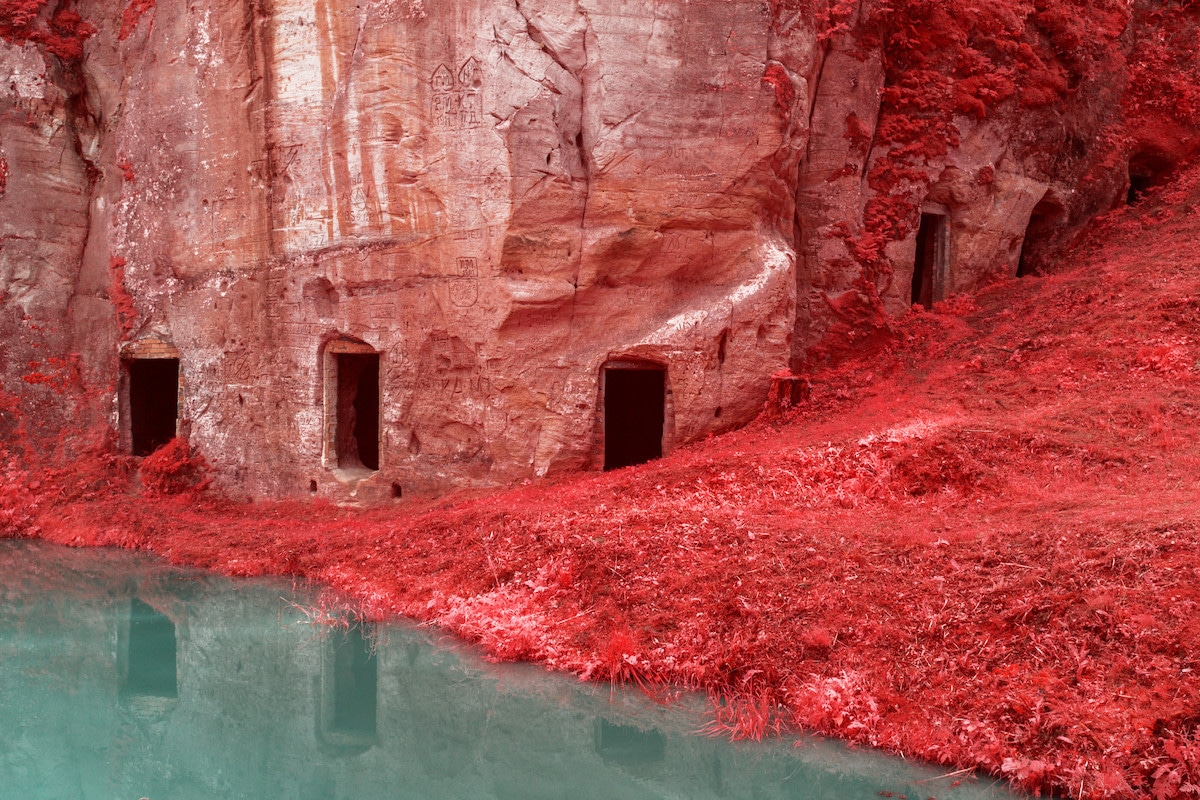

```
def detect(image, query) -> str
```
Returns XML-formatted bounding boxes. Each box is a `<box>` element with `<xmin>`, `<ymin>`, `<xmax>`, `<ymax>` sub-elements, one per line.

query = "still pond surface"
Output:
<box><xmin>0</xmin><ymin>540</ymin><xmax>1024</xmax><ymax>800</ymax></box>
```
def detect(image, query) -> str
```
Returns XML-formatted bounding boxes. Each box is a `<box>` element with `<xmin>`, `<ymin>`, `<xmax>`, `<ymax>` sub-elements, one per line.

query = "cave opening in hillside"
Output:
<box><xmin>595</xmin><ymin>719</ymin><xmax>666</xmax><ymax>766</ymax></box>
<box><xmin>325</xmin><ymin>624</ymin><xmax>378</xmax><ymax>738</ymax></box>
<box><xmin>603</xmin><ymin>364</ymin><xmax>666</xmax><ymax>471</ymax></box>
<box><xmin>120</xmin><ymin>598</ymin><xmax>178</xmax><ymax>698</ymax></box>
<box><xmin>1127</xmin><ymin>174</ymin><xmax>1154</xmax><ymax>205</ymax></box>
<box><xmin>125</xmin><ymin>355</ymin><xmax>179</xmax><ymax>456</ymax></box>
<box><xmin>325</xmin><ymin>339</ymin><xmax>380</xmax><ymax>472</ymax></box>
<box><xmin>911</xmin><ymin>212</ymin><xmax>947</xmax><ymax>308</ymax></box>
<box><xmin>1127</xmin><ymin>150</ymin><xmax>1175</xmax><ymax>206</ymax></box>
<box><xmin>1017</xmin><ymin>196</ymin><xmax>1066</xmax><ymax>278</ymax></box>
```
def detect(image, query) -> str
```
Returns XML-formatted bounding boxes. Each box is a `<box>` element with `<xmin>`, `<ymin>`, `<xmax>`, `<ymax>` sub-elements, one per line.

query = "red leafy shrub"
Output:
<box><xmin>107</xmin><ymin>257</ymin><xmax>137</xmax><ymax>337</ymax></box>
<box><xmin>0</xmin><ymin>0</ymin><xmax>50</xmax><ymax>40</ymax></box>
<box><xmin>761</xmin><ymin>62</ymin><xmax>796</xmax><ymax>116</ymax></box>
<box><xmin>119</xmin><ymin>0</ymin><xmax>155</xmax><ymax>41</ymax></box>
<box><xmin>22</xmin><ymin>355</ymin><xmax>83</xmax><ymax>395</ymax></box>
<box><xmin>41</xmin><ymin>7</ymin><xmax>94</xmax><ymax>60</ymax></box>
<box><xmin>1153</xmin><ymin>729</ymin><xmax>1200</xmax><ymax>800</ymax></box>
<box><xmin>139</xmin><ymin>438</ymin><xmax>210</xmax><ymax>496</ymax></box>
<box><xmin>116</xmin><ymin>158</ymin><xmax>135</xmax><ymax>182</ymax></box>
<box><xmin>0</xmin><ymin>0</ymin><xmax>95</xmax><ymax>60</ymax></box>
<box><xmin>0</xmin><ymin>455</ymin><xmax>39</xmax><ymax>535</ymax></box>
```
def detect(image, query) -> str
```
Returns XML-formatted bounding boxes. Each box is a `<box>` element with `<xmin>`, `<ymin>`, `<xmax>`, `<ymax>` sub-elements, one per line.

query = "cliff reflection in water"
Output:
<box><xmin>0</xmin><ymin>541</ymin><xmax>1022</xmax><ymax>800</ymax></box>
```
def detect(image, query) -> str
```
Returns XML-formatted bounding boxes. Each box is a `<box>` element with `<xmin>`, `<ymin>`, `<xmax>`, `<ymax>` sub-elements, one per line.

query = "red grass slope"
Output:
<box><xmin>8</xmin><ymin>164</ymin><xmax>1200</xmax><ymax>798</ymax></box>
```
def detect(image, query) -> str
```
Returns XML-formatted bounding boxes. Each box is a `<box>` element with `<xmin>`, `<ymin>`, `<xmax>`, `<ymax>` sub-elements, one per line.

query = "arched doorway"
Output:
<box><xmin>1017</xmin><ymin>194</ymin><xmax>1067</xmax><ymax>278</ymax></box>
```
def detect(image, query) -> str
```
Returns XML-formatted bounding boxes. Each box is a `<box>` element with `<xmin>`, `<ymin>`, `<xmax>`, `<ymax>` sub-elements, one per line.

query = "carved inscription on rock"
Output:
<box><xmin>224</xmin><ymin>350</ymin><xmax>254</xmax><ymax>382</ymax></box>
<box><xmin>449</xmin><ymin>257</ymin><xmax>480</xmax><ymax>308</ymax></box>
<box><xmin>432</xmin><ymin>58</ymin><xmax>484</xmax><ymax>131</ymax></box>
<box><xmin>449</xmin><ymin>282</ymin><xmax>479</xmax><ymax>308</ymax></box>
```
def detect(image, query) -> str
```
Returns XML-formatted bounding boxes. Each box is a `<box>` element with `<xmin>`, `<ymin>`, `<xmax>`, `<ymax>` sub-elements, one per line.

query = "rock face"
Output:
<box><xmin>2</xmin><ymin>0</ymin><xmax>1199</xmax><ymax>499</ymax></box>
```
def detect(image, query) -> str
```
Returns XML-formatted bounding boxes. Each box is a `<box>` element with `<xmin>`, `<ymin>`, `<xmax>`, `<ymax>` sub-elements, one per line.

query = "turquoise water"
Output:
<box><xmin>0</xmin><ymin>541</ymin><xmax>1023</xmax><ymax>800</ymax></box>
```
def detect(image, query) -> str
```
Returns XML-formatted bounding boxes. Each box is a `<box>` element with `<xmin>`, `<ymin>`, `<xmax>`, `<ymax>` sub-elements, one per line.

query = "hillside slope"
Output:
<box><xmin>6</xmin><ymin>162</ymin><xmax>1200</xmax><ymax>797</ymax></box>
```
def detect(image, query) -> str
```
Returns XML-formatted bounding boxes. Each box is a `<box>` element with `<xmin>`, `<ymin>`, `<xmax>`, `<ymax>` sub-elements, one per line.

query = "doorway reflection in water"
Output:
<box><xmin>119</xmin><ymin>597</ymin><xmax>178</xmax><ymax>699</ymax></box>
<box><xmin>322</xmin><ymin>622</ymin><xmax>379</xmax><ymax>748</ymax></box>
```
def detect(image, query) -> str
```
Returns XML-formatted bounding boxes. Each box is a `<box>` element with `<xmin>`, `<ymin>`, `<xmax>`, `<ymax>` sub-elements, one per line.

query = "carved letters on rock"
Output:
<box><xmin>432</xmin><ymin>59</ymin><xmax>484</xmax><ymax>132</ymax></box>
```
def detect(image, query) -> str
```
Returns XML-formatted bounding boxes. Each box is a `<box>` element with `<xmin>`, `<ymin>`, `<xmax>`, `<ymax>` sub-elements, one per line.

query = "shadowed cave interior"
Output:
<box><xmin>127</xmin><ymin>358</ymin><xmax>179</xmax><ymax>457</ymax></box>
<box><xmin>603</xmin><ymin>367</ymin><xmax>666</xmax><ymax>471</ymax></box>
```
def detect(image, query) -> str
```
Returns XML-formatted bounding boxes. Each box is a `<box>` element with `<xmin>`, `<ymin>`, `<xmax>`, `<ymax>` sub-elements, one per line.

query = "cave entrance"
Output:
<box><xmin>321</xmin><ymin>623</ymin><xmax>378</xmax><ymax>746</ymax></box>
<box><xmin>1127</xmin><ymin>174</ymin><xmax>1154</xmax><ymax>205</ymax></box>
<box><xmin>119</xmin><ymin>598</ymin><xmax>178</xmax><ymax>699</ymax></box>
<box><xmin>1127</xmin><ymin>149</ymin><xmax>1176</xmax><ymax>206</ymax></box>
<box><xmin>603</xmin><ymin>363</ymin><xmax>666</xmax><ymax>471</ymax></box>
<box><xmin>324</xmin><ymin>339</ymin><xmax>380</xmax><ymax>472</ymax></box>
<box><xmin>911</xmin><ymin>211</ymin><xmax>947</xmax><ymax>308</ymax></box>
<box><xmin>1017</xmin><ymin>195</ymin><xmax>1066</xmax><ymax>278</ymax></box>
<box><xmin>121</xmin><ymin>339</ymin><xmax>180</xmax><ymax>457</ymax></box>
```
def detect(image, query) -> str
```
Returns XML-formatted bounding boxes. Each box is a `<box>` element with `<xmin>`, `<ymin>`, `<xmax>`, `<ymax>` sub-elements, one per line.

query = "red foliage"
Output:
<box><xmin>41</xmin><ymin>7</ymin><xmax>94</xmax><ymax>60</ymax></box>
<box><xmin>1153</xmin><ymin>730</ymin><xmax>1200</xmax><ymax>800</ymax></box>
<box><xmin>761</xmin><ymin>62</ymin><xmax>796</xmax><ymax>116</ymax></box>
<box><xmin>22</xmin><ymin>355</ymin><xmax>82</xmax><ymax>395</ymax></box>
<box><xmin>0</xmin><ymin>455</ymin><xmax>39</xmax><ymax>536</ymax></box>
<box><xmin>1122</xmin><ymin>3</ymin><xmax>1200</xmax><ymax>169</ymax></box>
<box><xmin>139</xmin><ymin>437</ymin><xmax>210</xmax><ymax>496</ymax></box>
<box><xmin>0</xmin><ymin>0</ymin><xmax>95</xmax><ymax>61</ymax></box>
<box><xmin>116</xmin><ymin>158</ymin><xmax>135</xmax><ymax>183</ymax></box>
<box><xmin>0</xmin><ymin>0</ymin><xmax>50</xmax><ymax>41</ymax></box>
<box><xmin>118</xmin><ymin>0</ymin><xmax>155</xmax><ymax>41</ymax></box>
<box><xmin>107</xmin><ymin>256</ymin><xmax>137</xmax><ymax>337</ymax></box>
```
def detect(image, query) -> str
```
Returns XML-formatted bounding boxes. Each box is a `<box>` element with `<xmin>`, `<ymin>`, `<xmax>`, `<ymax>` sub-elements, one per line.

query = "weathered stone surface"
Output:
<box><xmin>2</xmin><ymin>0</ymin><xmax>1198</xmax><ymax>498</ymax></box>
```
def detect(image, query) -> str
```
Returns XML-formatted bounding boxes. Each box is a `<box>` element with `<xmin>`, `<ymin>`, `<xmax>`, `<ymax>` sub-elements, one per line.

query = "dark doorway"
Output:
<box><xmin>1017</xmin><ymin>197</ymin><xmax>1065</xmax><ymax>278</ymax></box>
<box><xmin>329</xmin><ymin>624</ymin><xmax>378</xmax><ymax>736</ymax></box>
<box><xmin>595</xmin><ymin>719</ymin><xmax>666</xmax><ymax>766</ymax></box>
<box><xmin>335</xmin><ymin>353</ymin><xmax>380</xmax><ymax>470</ymax></box>
<box><xmin>911</xmin><ymin>213</ymin><xmax>945</xmax><ymax>308</ymax></box>
<box><xmin>1127</xmin><ymin>173</ymin><xmax>1155</xmax><ymax>205</ymax></box>
<box><xmin>1127</xmin><ymin>149</ymin><xmax>1175</xmax><ymax>206</ymax></box>
<box><xmin>127</xmin><ymin>358</ymin><xmax>178</xmax><ymax>456</ymax></box>
<box><xmin>122</xmin><ymin>598</ymin><xmax>178</xmax><ymax>698</ymax></box>
<box><xmin>603</xmin><ymin>366</ymin><xmax>665</xmax><ymax>471</ymax></box>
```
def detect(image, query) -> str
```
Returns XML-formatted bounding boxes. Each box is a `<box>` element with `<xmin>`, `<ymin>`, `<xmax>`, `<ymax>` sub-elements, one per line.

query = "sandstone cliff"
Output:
<box><xmin>1</xmin><ymin>0</ymin><xmax>1198</xmax><ymax>498</ymax></box>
